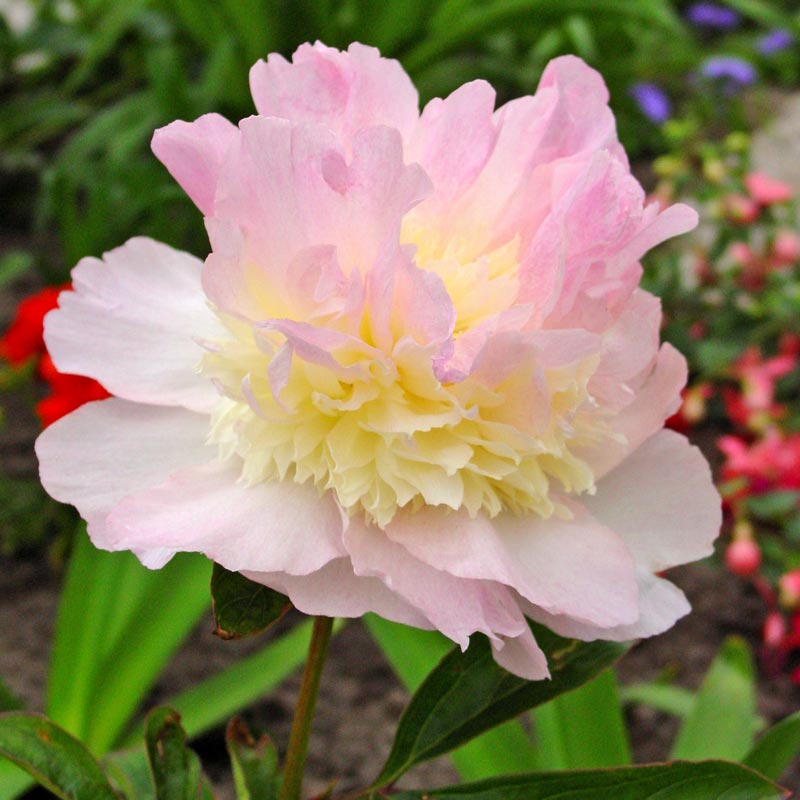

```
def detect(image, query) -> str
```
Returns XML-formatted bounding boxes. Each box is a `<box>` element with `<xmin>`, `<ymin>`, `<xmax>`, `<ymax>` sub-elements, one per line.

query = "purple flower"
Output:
<box><xmin>630</xmin><ymin>82</ymin><xmax>671</xmax><ymax>124</ymax></box>
<box><xmin>686</xmin><ymin>2</ymin><xmax>740</xmax><ymax>30</ymax></box>
<box><xmin>758</xmin><ymin>29</ymin><xmax>794</xmax><ymax>55</ymax></box>
<box><xmin>700</xmin><ymin>55</ymin><xmax>757</xmax><ymax>87</ymax></box>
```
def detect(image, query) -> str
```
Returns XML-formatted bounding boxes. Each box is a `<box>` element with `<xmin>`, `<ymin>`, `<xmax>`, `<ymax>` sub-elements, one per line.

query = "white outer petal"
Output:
<box><xmin>45</xmin><ymin>237</ymin><xmax>224</xmax><ymax>413</ymax></box>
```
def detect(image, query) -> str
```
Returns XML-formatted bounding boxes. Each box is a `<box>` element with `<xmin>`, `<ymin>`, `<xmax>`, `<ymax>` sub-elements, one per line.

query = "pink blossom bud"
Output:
<box><xmin>763</xmin><ymin>610</ymin><xmax>787</xmax><ymax>649</ymax></box>
<box><xmin>722</xmin><ymin>193</ymin><xmax>759</xmax><ymax>224</ymax></box>
<box><xmin>771</xmin><ymin>231</ymin><xmax>800</xmax><ymax>266</ymax></box>
<box><xmin>725</xmin><ymin>538</ymin><xmax>761</xmax><ymax>577</ymax></box>
<box><xmin>745</xmin><ymin>171</ymin><xmax>793</xmax><ymax>205</ymax></box>
<box><xmin>779</xmin><ymin>570</ymin><xmax>800</xmax><ymax>608</ymax></box>
<box><xmin>729</xmin><ymin>241</ymin><xmax>754</xmax><ymax>265</ymax></box>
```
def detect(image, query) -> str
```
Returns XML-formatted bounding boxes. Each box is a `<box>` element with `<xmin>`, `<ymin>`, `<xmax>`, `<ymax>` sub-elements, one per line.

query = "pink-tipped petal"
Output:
<box><xmin>584</xmin><ymin>429</ymin><xmax>721</xmax><ymax>572</ymax></box>
<box><xmin>151</xmin><ymin>113</ymin><xmax>238</xmax><ymax>215</ymax></box>
<box><xmin>105</xmin><ymin>462</ymin><xmax>347</xmax><ymax>575</ymax></box>
<box><xmin>491</xmin><ymin>625</ymin><xmax>550</xmax><ymax>680</ymax></box>
<box><xmin>45</xmin><ymin>238</ymin><xmax>222</xmax><ymax>412</ymax></box>
<box><xmin>250</xmin><ymin>42</ymin><xmax>419</xmax><ymax>142</ymax></box>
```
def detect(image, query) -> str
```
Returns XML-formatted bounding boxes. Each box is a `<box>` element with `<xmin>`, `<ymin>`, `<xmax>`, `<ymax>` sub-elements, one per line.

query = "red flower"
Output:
<box><xmin>1</xmin><ymin>286</ymin><xmax>110</xmax><ymax>427</ymax></box>
<box><xmin>0</xmin><ymin>286</ymin><xmax>66</xmax><ymax>365</ymax></box>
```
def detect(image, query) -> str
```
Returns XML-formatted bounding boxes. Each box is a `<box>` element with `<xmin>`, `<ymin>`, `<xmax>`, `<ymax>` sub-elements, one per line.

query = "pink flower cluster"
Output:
<box><xmin>35</xmin><ymin>44</ymin><xmax>720</xmax><ymax>678</ymax></box>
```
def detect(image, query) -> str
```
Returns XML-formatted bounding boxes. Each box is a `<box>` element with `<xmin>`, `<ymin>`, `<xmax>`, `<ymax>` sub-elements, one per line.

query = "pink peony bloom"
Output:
<box><xmin>35</xmin><ymin>44</ymin><xmax>720</xmax><ymax>679</ymax></box>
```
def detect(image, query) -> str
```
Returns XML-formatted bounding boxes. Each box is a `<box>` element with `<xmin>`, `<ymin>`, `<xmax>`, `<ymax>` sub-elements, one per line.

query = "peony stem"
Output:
<box><xmin>279</xmin><ymin>615</ymin><xmax>334</xmax><ymax>800</ymax></box>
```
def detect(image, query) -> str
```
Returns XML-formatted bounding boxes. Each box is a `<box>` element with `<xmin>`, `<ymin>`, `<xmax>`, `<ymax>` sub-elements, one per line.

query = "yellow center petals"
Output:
<box><xmin>201</xmin><ymin>227</ymin><xmax>613</xmax><ymax>528</ymax></box>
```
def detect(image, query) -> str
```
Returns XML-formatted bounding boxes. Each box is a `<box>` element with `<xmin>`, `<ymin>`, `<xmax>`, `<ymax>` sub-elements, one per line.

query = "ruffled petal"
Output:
<box><xmin>45</xmin><ymin>238</ymin><xmax>223</xmax><ymax>413</ymax></box>
<box><xmin>104</xmin><ymin>462</ymin><xmax>347</xmax><ymax>574</ymax></box>
<box><xmin>151</xmin><ymin>113</ymin><xmax>238</xmax><ymax>215</ymax></box>
<box><xmin>583</xmin><ymin>429</ymin><xmax>721</xmax><ymax>572</ymax></box>
<box><xmin>384</xmin><ymin>504</ymin><xmax>639</xmax><ymax>629</ymax></box>
<box><xmin>344</xmin><ymin>517</ymin><xmax>528</xmax><ymax>649</ymax></box>
<box><xmin>521</xmin><ymin>569</ymin><xmax>690</xmax><ymax>642</ymax></box>
<box><xmin>35</xmin><ymin>399</ymin><xmax>213</xmax><ymax>546</ymax></box>
<box><xmin>249</xmin><ymin>42</ymin><xmax>419</xmax><ymax>142</ymax></box>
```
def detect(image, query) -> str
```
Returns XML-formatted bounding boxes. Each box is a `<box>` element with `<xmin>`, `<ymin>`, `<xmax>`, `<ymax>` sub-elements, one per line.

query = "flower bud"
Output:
<box><xmin>725</xmin><ymin>538</ymin><xmax>761</xmax><ymax>577</ymax></box>
<box><xmin>763</xmin><ymin>610</ymin><xmax>786</xmax><ymax>649</ymax></box>
<box><xmin>779</xmin><ymin>570</ymin><xmax>800</xmax><ymax>609</ymax></box>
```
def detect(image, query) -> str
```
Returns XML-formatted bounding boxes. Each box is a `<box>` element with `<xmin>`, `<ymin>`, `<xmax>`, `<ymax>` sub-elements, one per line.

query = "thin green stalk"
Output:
<box><xmin>279</xmin><ymin>616</ymin><xmax>334</xmax><ymax>800</ymax></box>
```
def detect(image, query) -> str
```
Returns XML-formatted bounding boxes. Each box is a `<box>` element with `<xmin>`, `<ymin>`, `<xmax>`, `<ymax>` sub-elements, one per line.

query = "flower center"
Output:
<box><xmin>201</xmin><ymin>226</ymin><xmax>612</xmax><ymax>528</ymax></box>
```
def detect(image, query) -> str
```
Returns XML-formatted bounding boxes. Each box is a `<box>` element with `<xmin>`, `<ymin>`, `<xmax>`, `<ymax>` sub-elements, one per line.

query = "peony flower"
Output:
<box><xmin>36</xmin><ymin>44</ymin><xmax>720</xmax><ymax>679</ymax></box>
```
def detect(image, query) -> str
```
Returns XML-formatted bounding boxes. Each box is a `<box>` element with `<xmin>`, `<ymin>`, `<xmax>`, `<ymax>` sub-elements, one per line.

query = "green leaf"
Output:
<box><xmin>671</xmin><ymin>636</ymin><xmax>757</xmax><ymax>762</ymax></box>
<box><xmin>365</xmin><ymin>616</ymin><xmax>538</xmax><ymax>780</ymax></box>
<box><xmin>211</xmin><ymin>563</ymin><xmax>292</xmax><ymax>640</ymax></box>
<box><xmin>374</xmin><ymin>623</ymin><xmax>627</xmax><ymax>787</ymax></box>
<box><xmin>0</xmin><ymin>251</ymin><xmax>34</xmax><ymax>288</ymax></box>
<box><xmin>102</xmin><ymin>749</ymin><xmax>155</xmax><ymax>800</ymax></box>
<box><xmin>144</xmin><ymin>708</ymin><xmax>213</xmax><ymax>800</ymax></box>
<box><xmin>746</xmin><ymin>491</ymin><xmax>800</xmax><ymax>521</ymax></box>
<box><xmin>120</xmin><ymin>619</ymin><xmax>344</xmax><ymax>749</ymax></box>
<box><xmin>531</xmin><ymin>669</ymin><xmax>631</xmax><ymax>769</ymax></box>
<box><xmin>226</xmin><ymin>717</ymin><xmax>280</xmax><ymax>800</ymax></box>
<box><xmin>619</xmin><ymin>682</ymin><xmax>695</xmax><ymax>718</ymax></box>
<box><xmin>744</xmin><ymin>710</ymin><xmax>800</xmax><ymax>782</ymax></box>
<box><xmin>387</xmin><ymin>761</ymin><xmax>788</xmax><ymax>799</ymax></box>
<box><xmin>0</xmin><ymin>712</ymin><xmax>120</xmax><ymax>800</ymax></box>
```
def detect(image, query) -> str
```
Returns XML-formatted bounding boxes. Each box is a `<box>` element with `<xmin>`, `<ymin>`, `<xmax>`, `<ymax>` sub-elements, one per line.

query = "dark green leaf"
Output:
<box><xmin>744</xmin><ymin>710</ymin><xmax>800</xmax><ymax>782</ymax></box>
<box><xmin>226</xmin><ymin>717</ymin><xmax>280</xmax><ymax>800</ymax></box>
<box><xmin>0</xmin><ymin>712</ymin><xmax>120</xmax><ymax>800</ymax></box>
<box><xmin>211</xmin><ymin>563</ymin><xmax>291</xmax><ymax>640</ymax></box>
<box><xmin>671</xmin><ymin>637</ymin><xmax>757</xmax><ymax>762</ymax></box>
<box><xmin>144</xmin><ymin>708</ymin><xmax>213</xmax><ymax>800</ymax></box>
<box><xmin>374</xmin><ymin>623</ymin><xmax>627</xmax><ymax>787</ymax></box>
<box><xmin>387</xmin><ymin>761</ymin><xmax>788</xmax><ymax>799</ymax></box>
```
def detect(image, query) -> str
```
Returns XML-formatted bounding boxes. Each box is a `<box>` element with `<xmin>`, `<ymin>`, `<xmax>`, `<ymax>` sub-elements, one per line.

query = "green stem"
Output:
<box><xmin>279</xmin><ymin>616</ymin><xmax>334</xmax><ymax>800</ymax></box>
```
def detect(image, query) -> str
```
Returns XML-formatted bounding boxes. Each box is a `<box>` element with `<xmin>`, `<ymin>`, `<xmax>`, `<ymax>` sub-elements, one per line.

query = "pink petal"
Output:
<box><xmin>105</xmin><ymin>462</ymin><xmax>347</xmax><ymax>575</ymax></box>
<box><xmin>244</xmin><ymin>557</ymin><xmax>433</xmax><ymax>629</ymax></box>
<box><xmin>385</xmin><ymin>505</ymin><xmax>639</xmax><ymax>629</ymax></box>
<box><xmin>35</xmin><ymin>399</ymin><xmax>213</xmax><ymax>549</ymax></box>
<box><xmin>583</xmin><ymin>430</ymin><xmax>721</xmax><ymax>572</ymax></box>
<box><xmin>249</xmin><ymin>42</ymin><xmax>419</xmax><ymax>142</ymax></box>
<box><xmin>580</xmin><ymin>343</ymin><xmax>687</xmax><ymax>478</ymax></box>
<box><xmin>491</xmin><ymin>625</ymin><xmax>550</xmax><ymax>680</ymax></box>
<box><xmin>151</xmin><ymin>113</ymin><xmax>238</xmax><ymax>215</ymax></box>
<box><xmin>344</xmin><ymin>518</ymin><xmax>528</xmax><ymax>649</ymax></box>
<box><xmin>409</xmin><ymin>80</ymin><xmax>498</xmax><ymax>213</ymax></box>
<box><xmin>521</xmin><ymin>570</ymin><xmax>690</xmax><ymax>642</ymax></box>
<box><xmin>45</xmin><ymin>238</ymin><xmax>223</xmax><ymax>412</ymax></box>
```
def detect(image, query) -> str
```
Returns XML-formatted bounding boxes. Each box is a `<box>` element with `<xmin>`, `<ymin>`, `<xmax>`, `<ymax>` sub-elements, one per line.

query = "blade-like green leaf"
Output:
<box><xmin>226</xmin><ymin>717</ymin><xmax>280</xmax><ymax>800</ymax></box>
<box><xmin>365</xmin><ymin>616</ymin><xmax>538</xmax><ymax>779</ymax></box>
<box><xmin>144</xmin><ymin>708</ymin><xmax>213</xmax><ymax>800</ymax></box>
<box><xmin>0</xmin><ymin>712</ymin><xmax>120</xmax><ymax>800</ymax></box>
<box><xmin>387</xmin><ymin>761</ymin><xmax>788</xmax><ymax>799</ymax></box>
<box><xmin>211</xmin><ymin>563</ymin><xmax>291</xmax><ymax>640</ymax></box>
<box><xmin>120</xmin><ymin>619</ymin><xmax>344</xmax><ymax>748</ymax></box>
<box><xmin>102</xmin><ymin>749</ymin><xmax>155</xmax><ymax>800</ymax></box>
<box><xmin>671</xmin><ymin>636</ymin><xmax>757</xmax><ymax>762</ymax></box>
<box><xmin>531</xmin><ymin>669</ymin><xmax>631</xmax><ymax>769</ymax></box>
<box><xmin>86</xmin><ymin>554</ymin><xmax>212</xmax><ymax>753</ymax></box>
<box><xmin>619</xmin><ymin>682</ymin><xmax>695</xmax><ymax>718</ymax></box>
<box><xmin>744</xmin><ymin>710</ymin><xmax>800</xmax><ymax>782</ymax></box>
<box><xmin>374</xmin><ymin>623</ymin><xmax>627</xmax><ymax>786</ymax></box>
